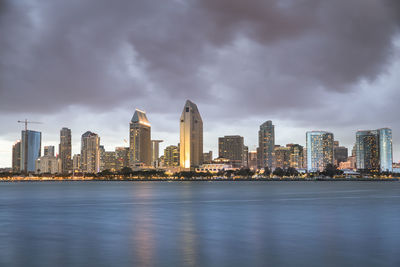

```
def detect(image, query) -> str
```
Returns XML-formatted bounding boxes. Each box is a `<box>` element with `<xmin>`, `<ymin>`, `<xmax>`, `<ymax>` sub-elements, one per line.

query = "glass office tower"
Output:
<box><xmin>378</xmin><ymin>128</ymin><xmax>392</xmax><ymax>172</ymax></box>
<box><xmin>21</xmin><ymin>130</ymin><xmax>42</xmax><ymax>172</ymax></box>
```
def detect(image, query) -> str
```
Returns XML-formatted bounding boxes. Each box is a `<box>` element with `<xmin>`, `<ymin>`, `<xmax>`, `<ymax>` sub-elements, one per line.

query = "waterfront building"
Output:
<box><xmin>59</xmin><ymin>127</ymin><xmax>72</xmax><ymax>173</ymax></box>
<box><xmin>339</xmin><ymin>156</ymin><xmax>356</xmax><ymax>170</ymax></box>
<box><xmin>129</xmin><ymin>109</ymin><xmax>151</xmax><ymax>167</ymax></box>
<box><xmin>274</xmin><ymin>146</ymin><xmax>291</xmax><ymax>169</ymax></box>
<box><xmin>81</xmin><ymin>131</ymin><xmax>100</xmax><ymax>173</ymax></box>
<box><xmin>356</xmin><ymin>130</ymin><xmax>380</xmax><ymax>171</ymax></box>
<box><xmin>21</xmin><ymin>130</ymin><xmax>42</xmax><ymax>173</ymax></box>
<box><xmin>196</xmin><ymin>163</ymin><xmax>234</xmax><ymax>173</ymax></box>
<box><xmin>44</xmin><ymin>145</ymin><xmax>55</xmax><ymax>157</ymax></box>
<box><xmin>151</xmin><ymin>140</ymin><xmax>163</xmax><ymax>168</ymax></box>
<box><xmin>286</xmin><ymin>144</ymin><xmax>304</xmax><ymax>169</ymax></box>
<box><xmin>35</xmin><ymin>155</ymin><xmax>58</xmax><ymax>174</ymax></box>
<box><xmin>100</xmin><ymin>148</ymin><xmax>117</xmax><ymax>172</ymax></box>
<box><xmin>306</xmin><ymin>131</ymin><xmax>334</xmax><ymax>172</ymax></box>
<box><xmin>164</xmin><ymin>145</ymin><xmax>180</xmax><ymax>167</ymax></box>
<box><xmin>258</xmin><ymin>121</ymin><xmax>275</xmax><ymax>169</ymax></box>
<box><xmin>72</xmin><ymin>154</ymin><xmax>81</xmax><ymax>172</ymax></box>
<box><xmin>12</xmin><ymin>140</ymin><xmax>21</xmax><ymax>173</ymax></box>
<box><xmin>218</xmin><ymin>135</ymin><xmax>244</xmax><ymax>168</ymax></box>
<box><xmin>379</xmin><ymin>128</ymin><xmax>393</xmax><ymax>172</ymax></box>
<box><xmin>243</xmin><ymin>146</ymin><xmax>249</xmax><ymax>167</ymax></box>
<box><xmin>115</xmin><ymin>147</ymin><xmax>129</xmax><ymax>170</ymax></box>
<box><xmin>180</xmin><ymin>100</ymin><xmax>203</xmax><ymax>169</ymax></box>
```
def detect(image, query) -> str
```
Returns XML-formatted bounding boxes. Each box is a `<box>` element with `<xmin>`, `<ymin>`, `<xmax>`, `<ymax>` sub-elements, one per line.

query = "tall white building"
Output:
<box><xmin>81</xmin><ymin>131</ymin><xmax>100</xmax><ymax>173</ymax></box>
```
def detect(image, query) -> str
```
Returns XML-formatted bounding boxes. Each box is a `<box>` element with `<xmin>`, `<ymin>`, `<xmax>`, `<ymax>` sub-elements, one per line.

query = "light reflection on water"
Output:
<box><xmin>0</xmin><ymin>181</ymin><xmax>400</xmax><ymax>267</ymax></box>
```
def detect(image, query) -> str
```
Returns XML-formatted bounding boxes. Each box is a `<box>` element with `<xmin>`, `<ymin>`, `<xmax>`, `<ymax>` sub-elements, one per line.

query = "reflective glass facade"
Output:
<box><xmin>21</xmin><ymin>130</ymin><xmax>42</xmax><ymax>172</ymax></box>
<box><xmin>379</xmin><ymin>128</ymin><xmax>392</xmax><ymax>172</ymax></box>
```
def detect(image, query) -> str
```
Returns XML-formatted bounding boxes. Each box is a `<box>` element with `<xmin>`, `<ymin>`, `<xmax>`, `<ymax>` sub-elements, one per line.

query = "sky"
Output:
<box><xmin>1</xmin><ymin>0</ymin><xmax>400</xmax><ymax>167</ymax></box>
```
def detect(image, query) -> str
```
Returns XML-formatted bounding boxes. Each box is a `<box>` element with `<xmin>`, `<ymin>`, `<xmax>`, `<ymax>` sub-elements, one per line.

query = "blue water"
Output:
<box><xmin>0</xmin><ymin>181</ymin><xmax>400</xmax><ymax>267</ymax></box>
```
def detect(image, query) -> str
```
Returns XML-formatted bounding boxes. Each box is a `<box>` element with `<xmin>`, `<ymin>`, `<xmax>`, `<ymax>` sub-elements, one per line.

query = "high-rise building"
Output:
<box><xmin>306</xmin><ymin>131</ymin><xmax>334</xmax><ymax>172</ymax></box>
<box><xmin>286</xmin><ymin>144</ymin><xmax>304</xmax><ymax>169</ymax></box>
<box><xmin>164</xmin><ymin>145</ymin><xmax>180</xmax><ymax>167</ymax></box>
<box><xmin>258</xmin><ymin>121</ymin><xmax>275</xmax><ymax>169</ymax></box>
<box><xmin>21</xmin><ymin>130</ymin><xmax>42</xmax><ymax>173</ymax></box>
<box><xmin>218</xmin><ymin>135</ymin><xmax>244</xmax><ymax>167</ymax></box>
<box><xmin>12</xmin><ymin>140</ymin><xmax>21</xmax><ymax>173</ymax></box>
<box><xmin>100</xmin><ymin>149</ymin><xmax>117</xmax><ymax>172</ymax></box>
<box><xmin>129</xmin><ymin>109</ymin><xmax>151</xmax><ymax>167</ymax></box>
<box><xmin>115</xmin><ymin>147</ymin><xmax>129</xmax><ymax>170</ymax></box>
<box><xmin>72</xmin><ymin>154</ymin><xmax>81</xmax><ymax>172</ymax></box>
<box><xmin>274</xmin><ymin>146</ymin><xmax>291</xmax><ymax>169</ymax></box>
<box><xmin>180</xmin><ymin>100</ymin><xmax>203</xmax><ymax>169</ymax></box>
<box><xmin>151</xmin><ymin>140</ymin><xmax>163</xmax><ymax>167</ymax></box>
<box><xmin>356</xmin><ymin>130</ymin><xmax>379</xmax><ymax>171</ymax></box>
<box><xmin>44</xmin><ymin>146</ymin><xmax>55</xmax><ymax>157</ymax></box>
<box><xmin>81</xmin><ymin>131</ymin><xmax>100</xmax><ymax>173</ymax></box>
<box><xmin>59</xmin><ymin>127</ymin><xmax>72</xmax><ymax>173</ymax></box>
<box><xmin>356</xmin><ymin>128</ymin><xmax>393</xmax><ymax>172</ymax></box>
<box><xmin>379</xmin><ymin>128</ymin><xmax>393</xmax><ymax>172</ymax></box>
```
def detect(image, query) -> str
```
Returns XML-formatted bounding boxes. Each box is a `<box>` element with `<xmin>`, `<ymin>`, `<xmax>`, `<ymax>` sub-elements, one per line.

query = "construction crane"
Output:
<box><xmin>17</xmin><ymin>119</ymin><xmax>43</xmax><ymax>174</ymax></box>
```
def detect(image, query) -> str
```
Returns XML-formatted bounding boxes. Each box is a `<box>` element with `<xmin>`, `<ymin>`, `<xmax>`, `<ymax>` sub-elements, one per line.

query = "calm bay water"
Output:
<box><xmin>0</xmin><ymin>181</ymin><xmax>400</xmax><ymax>267</ymax></box>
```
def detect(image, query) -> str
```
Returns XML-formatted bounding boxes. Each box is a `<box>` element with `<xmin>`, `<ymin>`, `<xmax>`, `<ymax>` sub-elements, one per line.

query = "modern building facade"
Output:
<box><xmin>203</xmin><ymin>151</ymin><xmax>213</xmax><ymax>164</ymax></box>
<box><xmin>379</xmin><ymin>128</ymin><xmax>393</xmax><ymax>172</ymax></box>
<box><xmin>356</xmin><ymin>128</ymin><xmax>393</xmax><ymax>172</ymax></box>
<box><xmin>164</xmin><ymin>145</ymin><xmax>180</xmax><ymax>167</ymax></box>
<box><xmin>21</xmin><ymin>130</ymin><xmax>42</xmax><ymax>173</ymax></box>
<box><xmin>334</xmin><ymin>145</ymin><xmax>348</xmax><ymax>166</ymax></box>
<box><xmin>274</xmin><ymin>146</ymin><xmax>291</xmax><ymax>169</ymax></box>
<box><xmin>129</xmin><ymin>109</ymin><xmax>152</xmax><ymax>167</ymax></box>
<box><xmin>81</xmin><ymin>131</ymin><xmax>100</xmax><ymax>173</ymax></box>
<box><xmin>306</xmin><ymin>131</ymin><xmax>334</xmax><ymax>172</ymax></box>
<box><xmin>218</xmin><ymin>135</ymin><xmax>244</xmax><ymax>167</ymax></box>
<box><xmin>286</xmin><ymin>144</ymin><xmax>304</xmax><ymax>169</ymax></box>
<box><xmin>12</xmin><ymin>140</ymin><xmax>21</xmax><ymax>173</ymax></box>
<box><xmin>151</xmin><ymin>140</ymin><xmax>163</xmax><ymax>167</ymax></box>
<box><xmin>100</xmin><ymin>149</ymin><xmax>117</xmax><ymax>172</ymax></box>
<box><xmin>72</xmin><ymin>154</ymin><xmax>81</xmax><ymax>172</ymax></box>
<box><xmin>248</xmin><ymin>151</ymin><xmax>257</xmax><ymax>170</ymax></box>
<box><xmin>258</xmin><ymin>121</ymin><xmax>275</xmax><ymax>169</ymax></box>
<box><xmin>59</xmin><ymin>127</ymin><xmax>72</xmax><ymax>173</ymax></box>
<box><xmin>180</xmin><ymin>100</ymin><xmax>203</xmax><ymax>169</ymax></box>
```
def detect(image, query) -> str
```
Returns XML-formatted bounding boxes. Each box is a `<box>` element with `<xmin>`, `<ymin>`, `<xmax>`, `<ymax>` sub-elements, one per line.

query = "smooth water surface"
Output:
<box><xmin>0</xmin><ymin>181</ymin><xmax>400</xmax><ymax>267</ymax></box>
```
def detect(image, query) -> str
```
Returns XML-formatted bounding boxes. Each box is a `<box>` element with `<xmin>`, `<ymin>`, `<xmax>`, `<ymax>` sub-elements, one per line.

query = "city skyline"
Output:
<box><xmin>1</xmin><ymin>1</ymin><xmax>400</xmax><ymax>167</ymax></box>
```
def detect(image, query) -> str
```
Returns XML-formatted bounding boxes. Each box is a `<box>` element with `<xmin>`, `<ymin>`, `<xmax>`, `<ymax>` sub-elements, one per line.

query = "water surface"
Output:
<box><xmin>0</xmin><ymin>181</ymin><xmax>399</xmax><ymax>266</ymax></box>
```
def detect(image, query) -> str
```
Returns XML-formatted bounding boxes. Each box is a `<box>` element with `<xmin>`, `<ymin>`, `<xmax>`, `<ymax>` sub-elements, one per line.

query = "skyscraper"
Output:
<box><xmin>151</xmin><ymin>140</ymin><xmax>163</xmax><ymax>167</ymax></box>
<box><xmin>180</xmin><ymin>100</ymin><xmax>203</xmax><ymax>169</ymax></box>
<box><xmin>12</xmin><ymin>140</ymin><xmax>21</xmax><ymax>173</ymax></box>
<box><xmin>21</xmin><ymin>130</ymin><xmax>42</xmax><ymax>173</ymax></box>
<box><xmin>356</xmin><ymin>128</ymin><xmax>393</xmax><ymax>172</ymax></box>
<box><xmin>333</xmin><ymin>144</ymin><xmax>348</xmax><ymax>166</ymax></box>
<box><xmin>356</xmin><ymin>130</ymin><xmax>379</xmax><ymax>171</ymax></box>
<box><xmin>115</xmin><ymin>147</ymin><xmax>129</xmax><ymax>170</ymax></box>
<box><xmin>81</xmin><ymin>131</ymin><xmax>100</xmax><ymax>173</ymax></box>
<box><xmin>218</xmin><ymin>135</ymin><xmax>244</xmax><ymax>167</ymax></box>
<box><xmin>379</xmin><ymin>128</ymin><xmax>393</xmax><ymax>172</ymax></box>
<box><xmin>59</xmin><ymin>127</ymin><xmax>72</xmax><ymax>173</ymax></box>
<box><xmin>258</xmin><ymin>121</ymin><xmax>275</xmax><ymax>169</ymax></box>
<box><xmin>129</xmin><ymin>109</ymin><xmax>151</xmax><ymax>167</ymax></box>
<box><xmin>306</xmin><ymin>131</ymin><xmax>334</xmax><ymax>172</ymax></box>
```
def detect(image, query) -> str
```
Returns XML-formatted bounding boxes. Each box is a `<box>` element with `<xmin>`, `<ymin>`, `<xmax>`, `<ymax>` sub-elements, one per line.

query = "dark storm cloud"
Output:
<box><xmin>0</xmin><ymin>0</ymin><xmax>399</xmax><ymax>117</ymax></box>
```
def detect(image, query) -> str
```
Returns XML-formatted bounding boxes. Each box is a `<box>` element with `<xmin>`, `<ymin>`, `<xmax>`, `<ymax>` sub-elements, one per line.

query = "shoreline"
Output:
<box><xmin>0</xmin><ymin>177</ymin><xmax>398</xmax><ymax>182</ymax></box>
